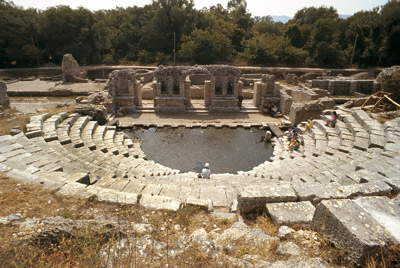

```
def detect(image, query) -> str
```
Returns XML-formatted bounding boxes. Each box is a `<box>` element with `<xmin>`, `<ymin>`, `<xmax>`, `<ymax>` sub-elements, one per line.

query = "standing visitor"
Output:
<box><xmin>238</xmin><ymin>94</ymin><xmax>244</xmax><ymax>109</ymax></box>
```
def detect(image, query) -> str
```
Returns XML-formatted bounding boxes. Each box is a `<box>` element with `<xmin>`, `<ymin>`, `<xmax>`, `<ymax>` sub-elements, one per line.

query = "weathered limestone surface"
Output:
<box><xmin>140</xmin><ymin>194</ymin><xmax>182</xmax><ymax>211</ymax></box>
<box><xmin>376</xmin><ymin>65</ymin><xmax>400</xmax><ymax>94</ymax></box>
<box><xmin>215</xmin><ymin>221</ymin><xmax>278</xmax><ymax>246</ymax></box>
<box><xmin>266</xmin><ymin>201</ymin><xmax>315</xmax><ymax>226</ymax></box>
<box><xmin>285</xmin><ymin>73</ymin><xmax>299</xmax><ymax>86</ymax></box>
<box><xmin>289</xmin><ymin>101</ymin><xmax>324</xmax><ymax>125</ymax></box>
<box><xmin>312</xmin><ymin>197</ymin><xmax>400</xmax><ymax>263</ymax></box>
<box><xmin>238</xmin><ymin>182</ymin><xmax>297</xmax><ymax>214</ymax></box>
<box><xmin>61</xmin><ymin>54</ymin><xmax>88</xmax><ymax>83</ymax></box>
<box><xmin>0</xmin><ymin>82</ymin><xmax>11</xmax><ymax>110</ymax></box>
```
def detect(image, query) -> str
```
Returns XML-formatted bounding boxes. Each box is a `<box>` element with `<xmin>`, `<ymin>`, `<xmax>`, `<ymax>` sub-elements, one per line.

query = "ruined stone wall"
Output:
<box><xmin>135</xmin><ymin>69</ymin><xmax>154</xmax><ymax>84</ymax></box>
<box><xmin>279</xmin><ymin>91</ymin><xmax>293</xmax><ymax>116</ymax></box>
<box><xmin>291</xmin><ymin>89</ymin><xmax>319</xmax><ymax>103</ymax></box>
<box><xmin>61</xmin><ymin>54</ymin><xmax>88</xmax><ymax>83</ymax></box>
<box><xmin>289</xmin><ymin>101</ymin><xmax>324</xmax><ymax>125</ymax></box>
<box><xmin>376</xmin><ymin>66</ymin><xmax>400</xmax><ymax>94</ymax></box>
<box><xmin>312</xmin><ymin>77</ymin><xmax>379</xmax><ymax>95</ymax></box>
<box><xmin>0</xmin><ymin>82</ymin><xmax>11</xmax><ymax>110</ymax></box>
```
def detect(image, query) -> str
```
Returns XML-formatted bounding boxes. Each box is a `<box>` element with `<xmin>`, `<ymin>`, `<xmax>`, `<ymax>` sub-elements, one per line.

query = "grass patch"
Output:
<box><xmin>0</xmin><ymin>108</ymin><xmax>30</xmax><ymax>136</ymax></box>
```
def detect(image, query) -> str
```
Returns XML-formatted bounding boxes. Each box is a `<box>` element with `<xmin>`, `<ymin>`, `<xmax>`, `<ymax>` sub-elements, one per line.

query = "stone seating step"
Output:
<box><xmin>93</xmin><ymin>125</ymin><xmax>108</xmax><ymax>153</ymax></box>
<box><xmin>313</xmin><ymin>119</ymin><xmax>338</xmax><ymax>138</ymax></box>
<box><xmin>353</xmin><ymin>110</ymin><xmax>386</xmax><ymax>149</ymax></box>
<box><xmin>342</xmin><ymin>114</ymin><xmax>370</xmax><ymax>151</ymax></box>
<box><xmin>42</xmin><ymin>112</ymin><xmax>69</xmax><ymax>142</ymax></box>
<box><xmin>0</xmin><ymin>134</ymin><xmax>71</xmax><ymax>175</ymax></box>
<box><xmin>81</xmin><ymin>120</ymin><xmax>98</xmax><ymax>150</ymax></box>
<box><xmin>26</xmin><ymin>113</ymin><xmax>49</xmax><ymax>138</ymax></box>
<box><xmin>114</xmin><ymin>133</ymin><xmax>130</xmax><ymax>157</ymax></box>
<box><xmin>104</xmin><ymin>128</ymin><xmax>119</xmax><ymax>155</ymax></box>
<box><xmin>56</xmin><ymin>113</ymin><xmax>80</xmax><ymax>145</ymax></box>
<box><xmin>70</xmin><ymin>116</ymin><xmax>90</xmax><ymax>148</ymax></box>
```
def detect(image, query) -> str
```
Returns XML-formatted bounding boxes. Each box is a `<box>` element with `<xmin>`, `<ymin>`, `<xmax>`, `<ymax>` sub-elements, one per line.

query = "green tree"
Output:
<box><xmin>342</xmin><ymin>10</ymin><xmax>381</xmax><ymax>67</ymax></box>
<box><xmin>380</xmin><ymin>0</ymin><xmax>400</xmax><ymax>65</ymax></box>
<box><xmin>243</xmin><ymin>33</ymin><xmax>307</xmax><ymax>66</ymax></box>
<box><xmin>227</xmin><ymin>0</ymin><xmax>254</xmax><ymax>52</ymax></box>
<box><xmin>139</xmin><ymin>0</ymin><xmax>198</xmax><ymax>58</ymax></box>
<box><xmin>179</xmin><ymin>28</ymin><xmax>233</xmax><ymax>64</ymax></box>
<box><xmin>0</xmin><ymin>2</ymin><xmax>41</xmax><ymax>67</ymax></box>
<box><xmin>38</xmin><ymin>6</ymin><xmax>95</xmax><ymax>64</ymax></box>
<box><xmin>253</xmin><ymin>20</ymin><xmax>283</xmax><ymax>36</ymax></box>
<box><xmin>285</xmin><ymin>24</ymin><xmax>303</xmax><ymax>48</ymax></box>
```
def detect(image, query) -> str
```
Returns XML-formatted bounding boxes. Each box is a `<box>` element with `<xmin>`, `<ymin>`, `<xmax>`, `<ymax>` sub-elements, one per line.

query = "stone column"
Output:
<box><xmin>253</xmin><ymin>82</ymin><xmax>262</xmax><ymax>107</ymax></box>
<box><xmin>152</xmin><ymin>81</ymin><xmax>159</xmax><ymax>107</ymax></box>
<box><xmin>184</xmin><ymin>80</ymin><xmax>191</xmax><ymax>107</ymax></box>
<box><xmin>204</xmin><ymin>80</ymin><xmax>211</xmax><ymax>107</ymax></box>
<box><xmin>128</xmin><ymin>80</ymin><xmax>134</xmax><ymax>95</ymax></box>
<box><xmin>134</xmin><ymin>82</ymin><xmax>142</xmax><ymax>107</ymax></box>
<box><xmin>235</xmin><ymin>80</ymin><xmax>243</xmax><ymax>98</ymax></box>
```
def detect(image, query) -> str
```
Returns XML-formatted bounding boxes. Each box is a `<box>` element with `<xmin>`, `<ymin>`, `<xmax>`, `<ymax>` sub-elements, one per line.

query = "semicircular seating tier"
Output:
<box><xmin>0</xmin><ymin>110</ymin><xmax>399</xmax><ymax>215</ymax></box>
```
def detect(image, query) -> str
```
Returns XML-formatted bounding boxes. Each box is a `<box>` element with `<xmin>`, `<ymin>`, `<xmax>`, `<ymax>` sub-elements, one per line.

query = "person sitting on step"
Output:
<box><xmin>201</xmin><ymin>163</ymin><xmax>211</xmax><ymax>179</ymax></box>
<box><xmin>326</xmin><ymin>111</ymin><xmax>337</xmax><ymax>127</ymax></box>
<box><xmin>305</xmin><ymin>117</ymin><xmax>314</xmax><ymax>132</ymax></box>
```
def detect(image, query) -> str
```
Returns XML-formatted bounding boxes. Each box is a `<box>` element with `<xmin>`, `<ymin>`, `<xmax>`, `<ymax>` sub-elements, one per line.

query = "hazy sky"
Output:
<box><xmin>11</xmin><ymin>0</ymin><xmax>389</xmax><ymax>17</ymax></box>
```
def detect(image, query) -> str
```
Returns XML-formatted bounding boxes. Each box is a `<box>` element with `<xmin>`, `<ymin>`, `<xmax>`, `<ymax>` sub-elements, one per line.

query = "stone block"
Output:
<box><xmin>159</xmin><ymin>184</ymin><xmax>181</xmax><ymax>198</ymax></box>
<box><xmin>266</xmin><ymin>201</ymin><xmax>315</xmax><ymax>226</ymax></box>
<box><xmin>312</xmin><ymin>198</ymin><xmax>399</xmax><ymax>263</ymax></box>
<box><xmin>184</xmin><ymin>198</ymin><xmax>213</xmax><ymax>211</ymax></box>
<box><xmin>238</xmin><ymin>182</ymin><xmax>297</xmax><ymax>214</ymax></box>
<box><xmin>140</xmin><ymin>194</ymin><xmax>182</xmax><ymax>211</ymax></box>
<box><xmin>141</xmin><ymin>184</ymin><xmax>162</xmax><ymax>196</ymax></box>
<box><xmin>292</xmin><ymin>182</ymin><xmax>347</xmax><ymax>203</ymax></box>
<box><xmin>340</xmin><ymin>181</ymin><xmax>392</xmax><ymax>198</ymax></box>
<box><xmin>87</xmin><ymin>187</ymin><xmax>138</xmax><ymax>204</ymax></box>
<box><xmin>26</xmin><ymin>130</ymin><xmax>43</xmax><ymax>139</ymax></box>
<box><xmin>200</xmin><ymin>187</ymin><xmax>228</xmax><ymax>208</ymax></box>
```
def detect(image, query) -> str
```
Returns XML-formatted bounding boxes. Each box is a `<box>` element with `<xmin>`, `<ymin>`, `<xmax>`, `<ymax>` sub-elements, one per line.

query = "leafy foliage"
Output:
<box><xmin>0</xmin><ymin>0</ymin><xmax>399</xmax><ymax>68</ymax></box>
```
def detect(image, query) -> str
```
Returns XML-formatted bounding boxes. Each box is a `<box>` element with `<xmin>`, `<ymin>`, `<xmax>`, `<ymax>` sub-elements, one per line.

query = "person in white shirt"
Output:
<box><xmin>202</xmin><ymin>163</ymin><xmax>211</xmax><ymax>179</ymax></box>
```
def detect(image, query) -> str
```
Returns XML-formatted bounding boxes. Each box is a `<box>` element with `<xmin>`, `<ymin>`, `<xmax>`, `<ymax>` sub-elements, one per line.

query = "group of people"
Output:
<box><xmin>286</xmin><ymin>110</ymin><xmax>337</xmax><ymax>152</ymax></box>
<box><xmin>113</xmin><ymin>105</ymin><xmax>127</xmax><ymax>116</ymax></box>
<box><xmin>287</xmin><ymin>125</ymin><xmax>303</xmax><ymax>152</ymax></box>
<box><xmin>262</xmin><ymin>102</ymin><xmax>278</xmax><ymax>117</ymax></box>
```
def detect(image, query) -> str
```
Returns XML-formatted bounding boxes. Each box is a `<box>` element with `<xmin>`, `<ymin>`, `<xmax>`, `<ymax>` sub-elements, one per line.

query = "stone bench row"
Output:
<box><xmin>0</xmin><ymin>133</ymin><xmax>216</xmax><ymax>212</ymax></box>
<box><xmin>38</xmin><ymin>113</ymin><xmax>180</xmax><ymax>179</ymax></box>
<box><xmin>1</xmin><ymin>128</ymin><xmax>398</xmax><ymax>215</ymax></box>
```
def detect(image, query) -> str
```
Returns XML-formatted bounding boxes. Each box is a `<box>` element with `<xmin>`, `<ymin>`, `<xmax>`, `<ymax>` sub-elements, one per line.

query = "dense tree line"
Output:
<box><xmin>1</xmin><ymin>0</ymin><xmax>399</xmax><ymax>68</ymax></box>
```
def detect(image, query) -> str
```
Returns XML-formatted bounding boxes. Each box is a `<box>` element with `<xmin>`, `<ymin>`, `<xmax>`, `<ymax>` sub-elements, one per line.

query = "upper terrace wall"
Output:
<box><xmin>0</xmin><ymin>66</ymin><xmax>381</xmax><ymax>81</ymax></box>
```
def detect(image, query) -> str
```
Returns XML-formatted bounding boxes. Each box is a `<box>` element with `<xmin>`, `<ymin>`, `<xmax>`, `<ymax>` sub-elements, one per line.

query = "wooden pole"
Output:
<box><xmin>350</xmin><ymin>34</ymin><xmax>358</xmax><ymax>67</ymax></box>
<box><xmin>173</xmin><ymin>32</ymin><xmax>176</xmax><ymax>66</ymax></box>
